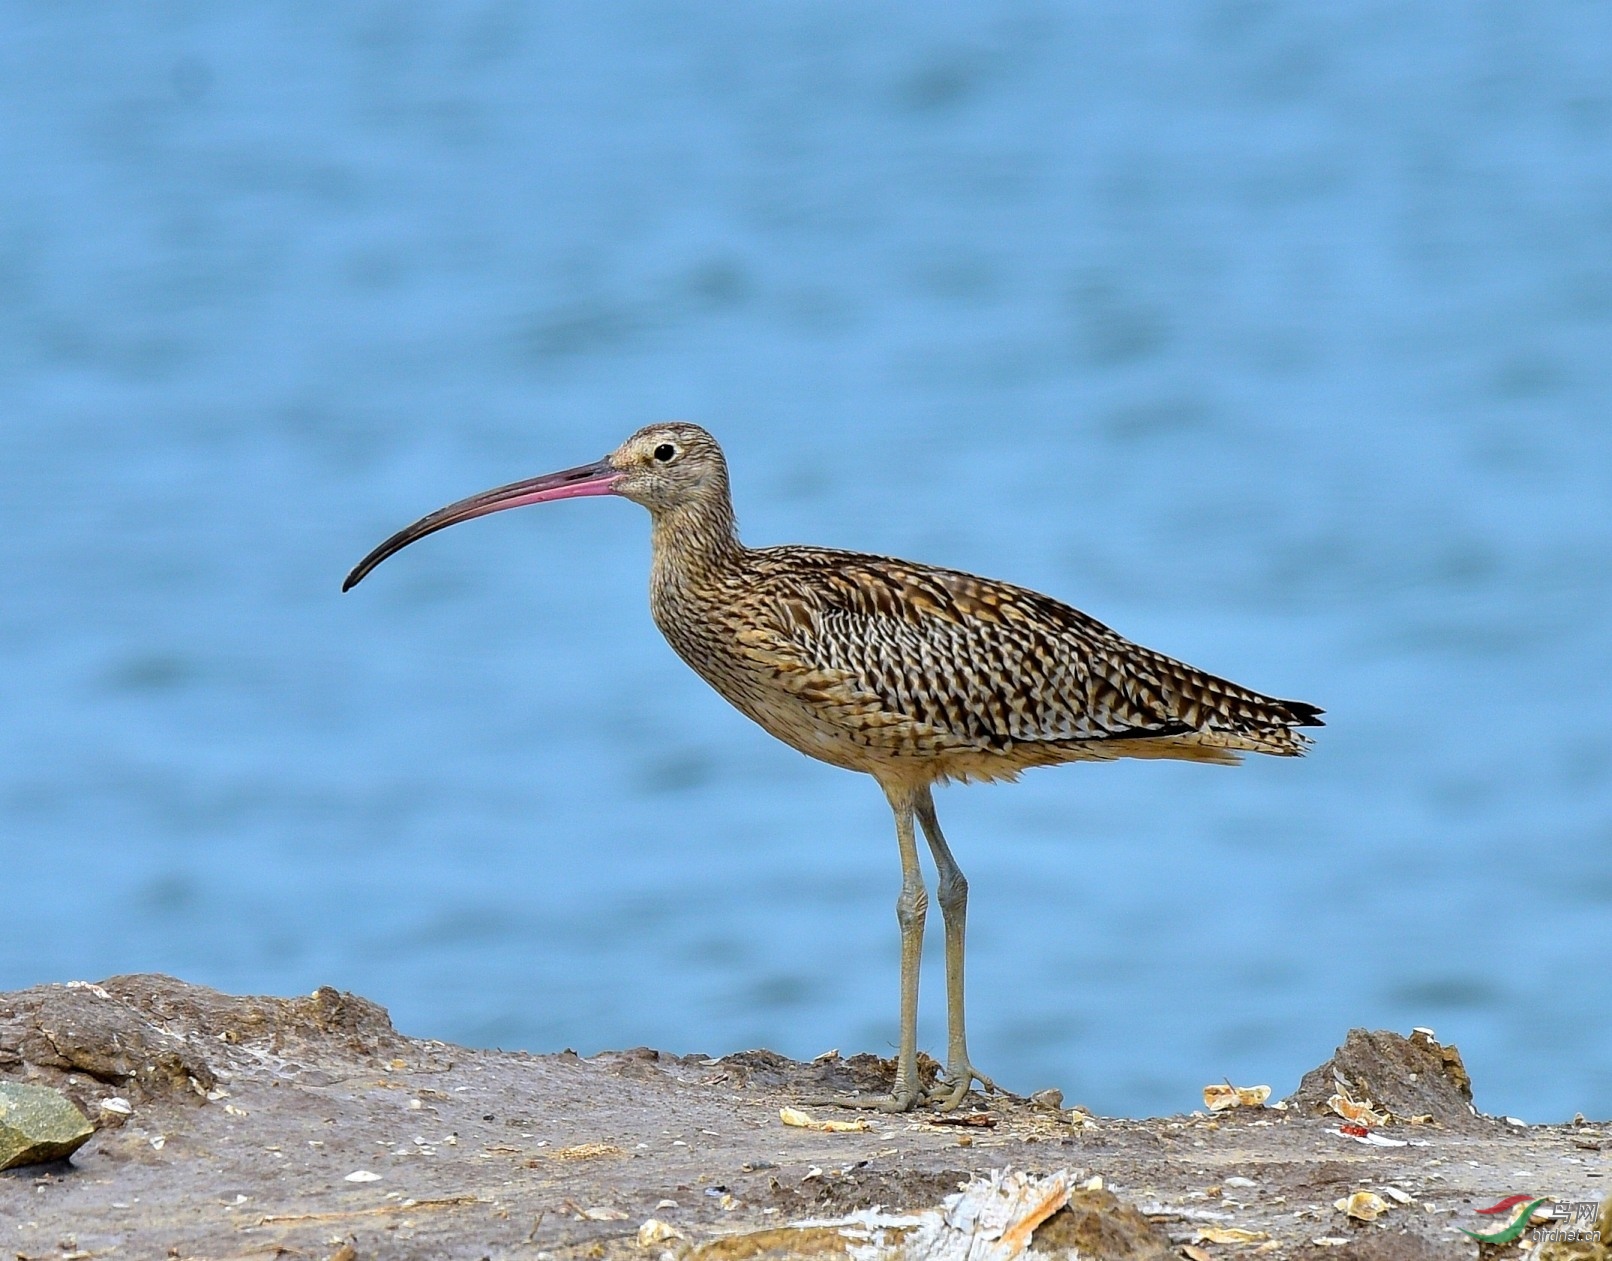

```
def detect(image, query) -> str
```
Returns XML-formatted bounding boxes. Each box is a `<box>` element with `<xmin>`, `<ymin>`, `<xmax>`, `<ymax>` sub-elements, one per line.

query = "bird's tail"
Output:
<box><xmin>1127</xmin><ymin>643</ymin><xmax>1325</xmax><ymax>760</ymax></box>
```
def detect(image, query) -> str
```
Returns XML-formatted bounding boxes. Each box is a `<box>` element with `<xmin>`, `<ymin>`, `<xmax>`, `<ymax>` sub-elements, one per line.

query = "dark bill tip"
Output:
<box><xmin>342</xmin><ymin>458</ymin><xmax>620</xmax><ymax>591</ymax></box>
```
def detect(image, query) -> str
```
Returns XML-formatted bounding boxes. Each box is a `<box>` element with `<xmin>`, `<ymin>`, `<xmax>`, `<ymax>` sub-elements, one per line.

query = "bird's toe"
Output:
<box><xmin>807</xmin><ymin>1089</ymin><xmax>922</xmax><ymax>1113</ymax></box>
<box><xmin>927</xmin><ymin>1063</ymin><xmax>1002</xmax><ymax>1112</ymax></box>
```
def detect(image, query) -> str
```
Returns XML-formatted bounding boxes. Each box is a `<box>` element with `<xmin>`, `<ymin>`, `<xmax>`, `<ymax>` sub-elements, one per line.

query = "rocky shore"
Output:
<box><xmin>0</xmin><ymin>975</ymin><xmax>1604</xmax><ymax>1259</ymax></box>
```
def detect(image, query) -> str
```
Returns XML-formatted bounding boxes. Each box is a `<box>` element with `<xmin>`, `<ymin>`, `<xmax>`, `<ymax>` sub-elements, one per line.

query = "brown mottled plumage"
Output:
<box><xmin>345</xmin><ymin>421</ymin><xmax>1322</xmax><ymax>1112</ymax></box>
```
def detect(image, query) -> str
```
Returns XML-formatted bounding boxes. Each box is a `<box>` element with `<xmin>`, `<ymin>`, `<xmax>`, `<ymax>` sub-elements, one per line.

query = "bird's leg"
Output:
<box><xmin>814</xmin><ymin>785</ymin><xmax>927</xmax><ymax>1112</ymax></box>
<box><xmin>914</xmin><ymin>786</ymin><xmax>999</xmax><ymax>1111</ymax></box>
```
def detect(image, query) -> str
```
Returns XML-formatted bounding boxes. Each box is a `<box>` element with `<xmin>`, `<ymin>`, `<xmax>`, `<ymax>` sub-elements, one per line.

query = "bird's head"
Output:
<box><xmin>342</xmin><ymin>421</ymin><xmax>730</xmax><ymax>591</ymax></box>
<box><xmin>605</xmin><ymin>421</ymin><xmax>729</xmax><ymax>513</ymax></box>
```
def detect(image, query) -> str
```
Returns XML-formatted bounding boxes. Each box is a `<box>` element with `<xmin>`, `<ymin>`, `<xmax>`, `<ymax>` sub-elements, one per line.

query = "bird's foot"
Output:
<box><xmin>807</xmin><ymin>1087</ymin><xmax>922</xmax><ymax>1114</ymax></box>
<box><xmin>925</xmin><ymin>1062</ymin><xmax>1002</xmax><ymax>1113</ymax></box>
<box><xmin>811</xmin><ymin>1061</ymin><xmax>1006</xmax><ymax>1114</ymax></box>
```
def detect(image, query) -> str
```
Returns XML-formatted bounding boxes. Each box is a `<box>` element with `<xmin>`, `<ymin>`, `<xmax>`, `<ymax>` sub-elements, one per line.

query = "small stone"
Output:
<box><xmin>0</xmin><ymin>1082</ymin><xmax>96</xmax><ymax>1170</ymax></box>
<box><xmin>1335</xmin><ymin>1190</ymin><xmax>1390</xmax><ymax>1221</ymax></box>
<box><xmin>638</xmin><ymin>1218</ymin><xmax>684</xmax><ymax>1246</ymax></box>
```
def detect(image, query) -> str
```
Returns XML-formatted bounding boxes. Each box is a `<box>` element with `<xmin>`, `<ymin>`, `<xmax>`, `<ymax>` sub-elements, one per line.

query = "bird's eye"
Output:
<box><xmin>653</xmin><ymin>443</ymin><xmax>677</xmax><ymax>463</ymax></box>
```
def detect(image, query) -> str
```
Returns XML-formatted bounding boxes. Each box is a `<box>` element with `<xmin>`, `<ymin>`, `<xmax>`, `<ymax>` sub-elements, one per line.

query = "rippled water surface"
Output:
<box><xmin>3</xmin><ymin>4</ymin><xmax>1611</xmax><ymax>1118</ymax></box>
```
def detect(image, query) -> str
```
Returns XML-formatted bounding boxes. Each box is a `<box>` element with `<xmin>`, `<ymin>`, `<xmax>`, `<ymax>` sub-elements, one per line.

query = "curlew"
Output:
<box><xmin>344</xmin><ymin>422</ymin><xmax>1322</xmax><ymax>1112</ymax></box>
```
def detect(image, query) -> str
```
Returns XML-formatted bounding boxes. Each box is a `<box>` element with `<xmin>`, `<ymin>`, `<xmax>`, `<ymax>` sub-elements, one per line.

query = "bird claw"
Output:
<box><xmin>811</xmin><ymin>1062</ymin><xmax>1003</xmax><ymax>1114</ymax></box>
<box><xmin>924</xmin><ymin>1063</ymin><xmax>1002</xmax><ymax>1112</ymax></box>
<box><xmin>807</xmin><ymin>1088</ymin><xmax>922</xmax><ymax>1114</ymax></box>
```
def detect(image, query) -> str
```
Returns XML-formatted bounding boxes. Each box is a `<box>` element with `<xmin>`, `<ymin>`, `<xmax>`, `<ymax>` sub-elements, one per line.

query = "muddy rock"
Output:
<box><xmin>1289</xmin><ymin>1026</ymin><xmax>1481</xmax><ymax>1130</ymax></box>
<box><xmin>0</xmin><ymin>976</ymin><xmax>1604</xmax><ymax>1260</ymax></box>
<box><xmin>0</xmin><ymin>1081</ymin><xmax>95</xmax><ymax>1169</ymax></box>
<box><xmin>0</xmin><ymin>975</ymin><xmax>404</xmax><ymax>1122</ymax></box>
<box><xmin>0</xmin><ymin>978</ymin><xmax>218</xmax><ymax>1109</ymax></box>
<box><xmin>97</xmin><ymin>971</ymin><xmax>402</xmax><ymax>1055</ymax></box>
<box><xmin>1032</xmin><ymin>1186</ymin><xmax>1172</xmax><ymax>1259</ymax></box>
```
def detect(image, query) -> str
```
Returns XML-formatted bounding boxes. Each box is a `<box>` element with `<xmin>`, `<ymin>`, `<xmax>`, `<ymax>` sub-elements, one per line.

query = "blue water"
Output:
<box><xmin>2</xmin><ymin>3</ymin><xmax>1610</xmax><ymax>1121</ymax></box>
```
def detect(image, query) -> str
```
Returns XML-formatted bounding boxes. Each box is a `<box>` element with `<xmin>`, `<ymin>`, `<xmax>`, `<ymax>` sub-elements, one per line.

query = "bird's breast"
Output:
<box><xmin>648</xmin><ymin>577</ymin><xmax>884</xmax><ymax>773</ymax></box>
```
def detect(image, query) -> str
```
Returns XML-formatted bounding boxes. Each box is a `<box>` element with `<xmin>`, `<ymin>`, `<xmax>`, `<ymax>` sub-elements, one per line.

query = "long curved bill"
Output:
<box><xmin>342</xmin><ymin>458</ymin><xmax>620</xmax><ymax>591</ymax></box>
